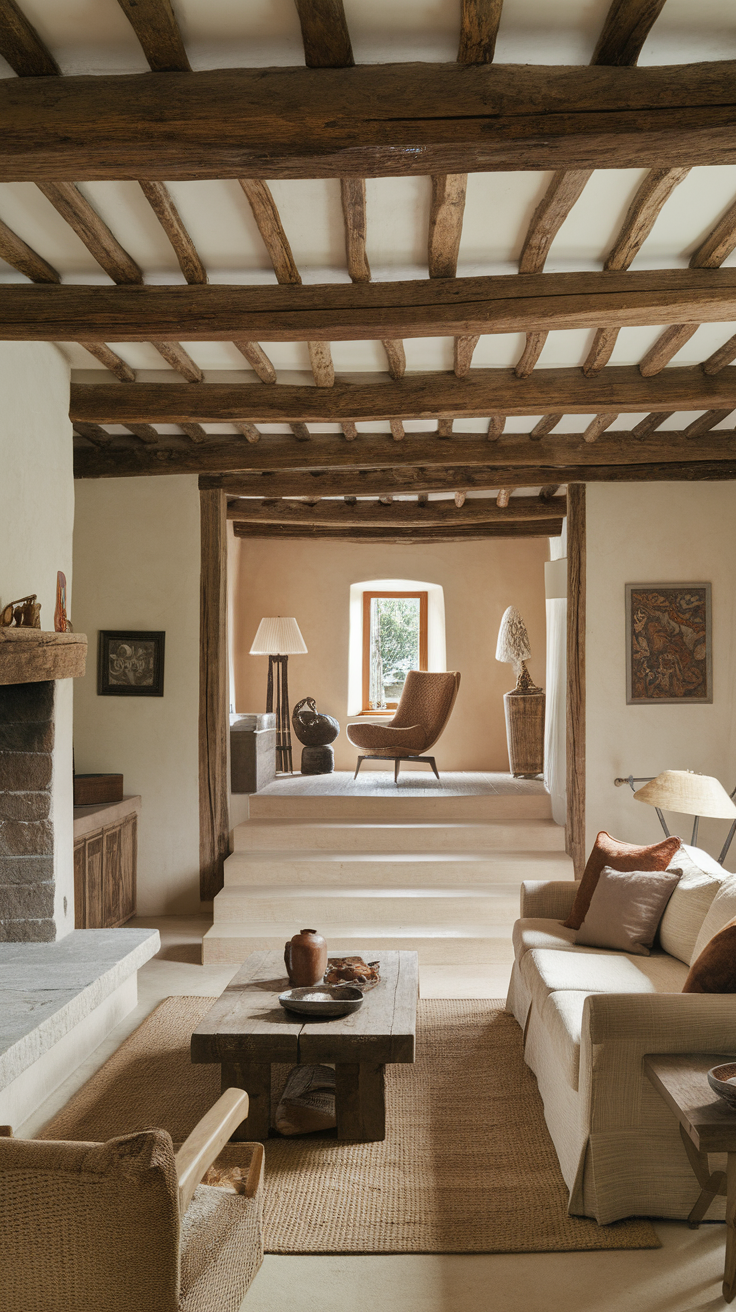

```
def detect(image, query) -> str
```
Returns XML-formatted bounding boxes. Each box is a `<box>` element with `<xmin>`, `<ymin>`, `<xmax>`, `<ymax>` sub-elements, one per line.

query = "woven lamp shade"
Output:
<box><xmin>495</xmin><ymin>606</ymin><xmax>532</xmax><ymax>665</ymax></box>
<box><xmin>249</xmin><ymin>617</ymin><xmax>307</xmax><ymax>655</ymax></box>
<box><xmin>634</xmin><ymin>770</ymin><xmax>736</xmax><ymax>820</ymax></box>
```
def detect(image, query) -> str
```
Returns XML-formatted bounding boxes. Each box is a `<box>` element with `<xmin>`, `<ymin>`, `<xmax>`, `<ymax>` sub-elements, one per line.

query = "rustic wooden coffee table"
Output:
<box><xmin>644</xmin><ymin>1053</ymin><xmax>736</xmax><ymax>1303</ymax></box>
<box><xmin>191</xmin><ymin>949</ymin><xmax>418</xmax><ymax>1142</ymax></box>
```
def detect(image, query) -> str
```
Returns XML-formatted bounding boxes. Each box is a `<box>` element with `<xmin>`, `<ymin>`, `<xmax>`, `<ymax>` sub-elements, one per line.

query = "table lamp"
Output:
<box><xmin>495</xmin><ymin>606</ymin><xmax>544</xmax><ymax>776</ymax></box>
<box><xmin>250</xmin><ymin>617</ymin><xmax>307</xmax><ymax>773</ymax></box>
<box><xmin>633</xmin><ymin>770</ymin><xmax>736</xmax><ymax>850</ymax></box>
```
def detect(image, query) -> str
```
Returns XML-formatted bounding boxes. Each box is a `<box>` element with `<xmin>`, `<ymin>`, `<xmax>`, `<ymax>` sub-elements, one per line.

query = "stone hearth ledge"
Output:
<box><xmin>0</xmin><ymin>927</ymin><xmax>159</xmax><ymax>1129</ymax></box>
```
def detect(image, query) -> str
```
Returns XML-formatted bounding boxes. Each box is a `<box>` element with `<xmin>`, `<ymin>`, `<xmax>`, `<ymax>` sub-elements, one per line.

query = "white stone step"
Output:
<box><xmin>201</xmin><ymin>923</ymin><xmax>517</xmax><ymax>967</ymax></box>
<box><xmin>222</xmin><ymin>848</ymin><xmax>573</xmax><ymax>887</ymax></box>
<box><xmin>232</xmin><ymin>818</ymin><xmax>566</xmax><ymax>853</ymax></box>
<box><xmin>247</xmin><ymin>793</ymin><xmax>551</xmax><ymax>821</ymax></box>
<box><xmin>211</xmin><ymin>883</ymin><xmax>521</xmax><ymax>928</ymax></box>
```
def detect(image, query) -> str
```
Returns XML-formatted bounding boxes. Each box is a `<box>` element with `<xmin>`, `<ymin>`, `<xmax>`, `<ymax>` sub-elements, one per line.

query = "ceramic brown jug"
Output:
<box><xmin>284</xmin><ymin>928</ymin><xmax>327</xmax><ymax>987</ymax></box>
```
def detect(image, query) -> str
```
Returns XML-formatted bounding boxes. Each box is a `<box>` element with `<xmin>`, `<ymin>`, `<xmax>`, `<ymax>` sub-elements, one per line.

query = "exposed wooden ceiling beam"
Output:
<box><xmin>231</xmin><ymin>520</ymin><xmax>563</xmax><ymax>543</ymax></box>
<box><xmin>592</xmin><ymin>0</ymin><xmax>668</xmax><ymax>67</ymax></box>
<box><xmin>233</xmin><ymin>341</ymin><xmax>277</xmax><ymax>384</ymax></box>
<box><xmin>153</xmin><ymin>340</ymin><xmax>203</xmax><ymax>383</ymax></box>
<box><xmin>226</xmin><ymin>494</ymin><xmax>561</xmax><ymax>527</ymax></box>
<box><xmin>79</xmin><ymin>341</ymin><xmax>136</xmax><ymax>383</ymax></box>
<box><xmin>69</xmin><ymin>367</ymin><xmax>736</xmax><ymax>424</ymax></box>
<box><xmin>682</xmin><ymin>409</ymin><xmax>734</xmax><ymax>437</ymax></box>
<box><xmin>10</xmin><ymin>268</ymin><xmax>736</xmax><ymax>342</ymax></box>
<box><xmin>341</xmin><ymin>178</ymin><xmax>370</xmax><ymax>283</ymax></box>
<box><xmin>530</xmin><ymin>414</ymin><xmax>563</xmax><ymax>439</ymax></box>
<box><xmin>0</xmin><ymin>0</ymin><xmax>59</xmax><ymax>75</ymax></box>
<box><xmin>458</xmin><ymin>0</ymin><xmax>504</xmax><ymax>63</ymax></box>
<box><xmin>138</xmin><ymin>181</ymin><xmax>207</xmax><ymax>284</ymax></box>
<box><xmin>639</xmin><ymin>323</ymin><xmax>698</xmax><ymax>376</ymax></box>
<box><xmin>293</xmin><ymin>0</ymin><xmax>354</xmax><ymax>68</ymax></box>
<box><xmin>519</xmin><ymin>171</ymin><xmax>593</xmax><ymax>275</ymax></box>
<box><xmin>238</xmin><ymin>179</ymin><xmax>301</xmax><ymax>285</ymax></box>
<box><xmin>115</xmin><ymin>0</ymin><xmax>190</xmax><ymax>72</ymax></box>
<box><xmin>36</xmin><ymin>182</ymin><xmax>143</xmax><ymax>284</ymax></box>
<box><xmin>703</xmin><ymin>333</ymin><xmax>736</xmax><ymax>376</ymax></box>
<box><xmin>5</xmin><ymin>62</ymin><xmax>736</xmax><ymax>181</ymax></box>
<box><xmin>428</xmin><ymin>174</ymin><xmax>468</xmax><ymax>279</ymax></box>
<box><xmin>72</xmin><ymin>422</ymin><xmax>112</xmax><ymax>447</ymax></box>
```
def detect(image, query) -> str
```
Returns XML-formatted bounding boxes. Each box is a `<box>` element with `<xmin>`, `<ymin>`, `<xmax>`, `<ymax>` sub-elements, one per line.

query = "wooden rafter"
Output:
<box><xmin>115</xmin><ymin>0</ymin><xmax>190</xmax><ymax>73</ymax></box>
<box><xmin>80</xmin><ymin>341</ymin><xmax>136</xmax><ymax>383</ymax></box>
<box><xmin>293</xmin><ymin>0</ymin><xmax>354</xmax><ymax>69</ymax></box>
<box><xmin>703</xmin><ymin>333</ymin><xmax>736</xmax><ymax>377</ymax></box>
<box><xmin>519</xmin><ymin>171</ymin><xmax>593</xmax><ymax>275</ymax></box>
<box><xmin>225</xmin><ymin>495</ymin><xmax>563</xmax><ymax>527</ymax></box>
<box><xmin>73</xmin><ymin>422</ymin><xmax>112</xmax><ymax>447</ymax></box>
<box><xmin>428</xmin><ymin>175</ymin><xmax>468</xmax><ymax>279</ymax></box>
<box><xmin>639</xmin><ymin>324</ymin><xmax>698</xmax><ymax>377</ymax></box>
<box><xmin>592</xmin><ymin>0</ymin><xmax>668</xmax><ymax>66</ymax></box>
<box><xmin>69</xmin><ymin>367</ymin><xmax>736</xmax><ymax>424</ymax></box>
<box><xmin>682</xmin><ymin>409</ymin><xmax>734</xmax><ymax>437</ymax></box>
<box><xmin>6</xmin><ymin>62</ymin><xmax>736</xmax><ymax>181</ymax></box>
<box><xmin>233</xmin><ymin>341</ymin><xmax>277</xmax><ymax>384</ymax></box>
<box><xmin>530</xmin><ymin>414</ymin><xmax>563</xmax><ymax>439</ymax></box>
<box><xmin>11</xmin><ymin>268</ymin><xmax>736</xmax><ymax>341</ymax></box>
<box><xmin>514</xmin><ymin>332</ymin><xmax>548</xmax><ymax>379</ymax></box>
<box><xmin>340</xmin><ymin>177</ymin><xmax>406</xmax><ymax>379</ymax></box>
<box><xmin>139</xmin><ymin>182</ymin><xmax>207</xmax><ymax>284</ymax></box>
<box><xmin>458</xmin><ymin>0</ymin><xmax>504</xmax><ymax>63</ymax></box>
<box><xmin>232</xmin><ymin>520</ymin><xmax>563</xmax><ymax>543</ymax></box>
<box><xmin>0</xmin><ymin>0</ymin><xmax>59</xmax><ymax>75</ymax></box>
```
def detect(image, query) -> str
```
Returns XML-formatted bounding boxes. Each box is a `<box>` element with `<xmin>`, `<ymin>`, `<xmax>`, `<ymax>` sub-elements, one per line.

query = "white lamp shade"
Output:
<box><xmin>495</xmin><ymin>606</ymin><xmax>532</xmax><ymax>665</ymax></box>
<box><xmin>634</xmin><ymin>770</ymin><xmax>736</xmax><ymax>820</ymax></box>
<box><xmin>249</xmin><ymin>617</ymin><xmax>307</xmax><ymax>656</ymax></box>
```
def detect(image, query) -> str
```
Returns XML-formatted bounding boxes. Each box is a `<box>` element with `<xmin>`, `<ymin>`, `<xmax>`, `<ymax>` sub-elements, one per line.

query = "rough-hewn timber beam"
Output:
<box><xmin>116</xmin><ymin>0</ymin><xmax>190</xmax><ymax>72</ymax></box>
<box><xmin>225</xmin><ymin>495</ymin><xmax>563</xmax><ymax>527</ymax></box>
<box><xmin>0</xmin><ymin>0</ymin><xmax>59</xmax><ymax>76</ymax></box>
<box><xmin>4</xmin><ymin>62</ymin><xmax>736</xmax><ymax>181</ymax></box>
<box><xmin>69</xmin><ymin>367</ymin><xmax>736</xmax><ymax>425</ymax></box>
<box><xmin>8</xmin><ymin>269</ymin><xmax>736</xmax><ymax>342</ymax></box>
<box><xmin>231</xmin><ymin>520</ymin><xmax>563</xmax><ymax>543</ymax></box>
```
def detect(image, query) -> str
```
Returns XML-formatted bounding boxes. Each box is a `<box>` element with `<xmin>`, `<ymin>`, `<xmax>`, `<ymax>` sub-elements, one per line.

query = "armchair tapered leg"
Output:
<box><xmin>394</xmin><ymin>758</ymin><xmax>401</xmax><ymax>783</ymax></box>
<box><xmin>354</xmin><ymin>756</ymin><xmax>364</xmax><ymax>780</ymax></box>
<box><xmin>429</xmin><ymin>757</ymin><xmax>440</xmax><ymax>780</ymax></box>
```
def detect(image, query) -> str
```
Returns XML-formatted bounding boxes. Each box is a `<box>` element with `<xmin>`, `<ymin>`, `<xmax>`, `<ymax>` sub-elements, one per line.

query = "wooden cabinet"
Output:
<box><xmin>73</xmin><ymin>798</ymin><xmax>139</xmax><ymax>929</ymax></box>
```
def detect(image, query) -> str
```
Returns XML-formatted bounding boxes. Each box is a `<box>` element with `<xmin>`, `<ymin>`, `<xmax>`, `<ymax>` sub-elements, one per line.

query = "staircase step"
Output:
<box><xmin>201</xmin><ymin>923</ymin><xmax>517</xmax><ymax>967</ymax></box>
<box><xmin>222</xmin><ymin>849</ymin><xmax>574</xmax><ymax>887</ymax></box>
<box><xmin>232</xmin><ymin>818</ymin><xmax>566</xmax><ymax>853</ymax></box>
<box><xmin>212</xmin><ymin>884</ymin><xmax>520</xmax><ymax>928</ymax></box>
<box><xmin>247</xmin><ymin>793</ymin><xmax>551</xmax><ymax>821</ymax></box>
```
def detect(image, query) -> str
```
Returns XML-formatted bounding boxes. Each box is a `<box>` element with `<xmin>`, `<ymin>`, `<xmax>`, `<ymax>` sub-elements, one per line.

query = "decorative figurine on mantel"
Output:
<box><xmin>495</xmin><ymin>606</ymin><xmax>545</xmax><ymax>777</ymax></box>
<box><xmin>292</xmin><ymin>697</ymin><xmax>340</xmax><ymax>775</ymax></box>
<box><xmin>54</xmin><ymin>571</ymin><xmax>73</xmax><ymax>632</ymax></box>
<box><xmin>0</xmin><ymin>594</ymin><xmax>41</xmax><ymax>629</ymax></box>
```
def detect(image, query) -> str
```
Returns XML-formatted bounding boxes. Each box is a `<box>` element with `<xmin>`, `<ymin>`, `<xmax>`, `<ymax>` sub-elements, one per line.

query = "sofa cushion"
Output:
<box><xmin>540</xmin><ymin>991</ymin><xmax>591</xmax><ymax>1091</ymax></box>
<box><xmin>520</xmin><ymin>946</ymin><xmax>690</xmax><ymax>1015</ymax></box>
<box><xmin>563</xmin><ymin>831</ymin><xmax>682</xmax><ymax>930</ymax></box>
<box><xmin>691</xmin><ymin>874</ymin><xmax>736</xmax><ymax>963</ymax></box>
<box><xmin>659</xmin><ymin>847</ymin><xmax>727</xmax><ymax>965</ymax></box>
<box><xmin>575</xmin><ymin>865</ymin><xmax>681</xmax><ymax>957</ymax></box>
<box><xmin>512</xmin><ymin>918</ymin><xmax>578</xmax><ymax>959</ymax></box>
<box><xmin>684</xmin><ymin>918</ymin><xmax>736</xmax><ymax>993</ymax></box>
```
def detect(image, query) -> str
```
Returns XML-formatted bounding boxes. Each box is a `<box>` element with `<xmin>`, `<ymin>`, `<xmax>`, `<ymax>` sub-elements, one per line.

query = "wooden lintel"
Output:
<box><xmin>4</xmin><ymin>61</ymin><xmax>736</xmax><ymax>180</ymax></box>
<box><xmin>232</xmin><ymin>520</ymin><xmax>563</xmax><ymax>543</ymax></box>
<box><xmin>68</xmin><ymin>367</ymin><xmax>736</xmax><ymax>425</ymax></box>
<box><xmin>8</xmin><ymin>269</ymin><xmax>736</xmax><ymax>341</ymax></box>
<box><xmin>225</xmin><ymin>495</ymin><xmax>564</xmax><ymax>527</ymax></box>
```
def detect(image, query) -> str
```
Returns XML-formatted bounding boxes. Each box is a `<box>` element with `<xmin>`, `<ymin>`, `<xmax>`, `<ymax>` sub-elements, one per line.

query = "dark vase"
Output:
<box><xmin>284</xmin><ymin>928</ymin><xmax>328</xmax><ymax>986</ymax></box>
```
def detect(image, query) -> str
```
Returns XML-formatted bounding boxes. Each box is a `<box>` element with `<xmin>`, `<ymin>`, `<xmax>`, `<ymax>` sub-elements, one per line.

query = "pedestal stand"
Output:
<box><xmin>301</xmin><ymin>744</ymin><xmax>334</xmax><ymax>775</ymax></box>
<box><xmin>266</xmin><ymin>654</ymin><xmax>293</xmax><ymax>772</ymax></box>
<box><xmin>503</xmin><ymin>690</ymin><xmax>545</xmax><ymax>777</ymax></box>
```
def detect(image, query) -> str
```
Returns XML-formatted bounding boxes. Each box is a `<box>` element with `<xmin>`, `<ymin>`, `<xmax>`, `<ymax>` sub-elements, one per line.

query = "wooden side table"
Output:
<box><xmin>644</xmin><ymin>1053</ymin><xmax>736</xmax><ymax>1303</ymax></box>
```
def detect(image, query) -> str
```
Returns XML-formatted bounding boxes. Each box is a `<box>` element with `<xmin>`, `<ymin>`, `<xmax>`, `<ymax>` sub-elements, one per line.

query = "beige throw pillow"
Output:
<box><xmin>659</xmin><ymin>849</ymin><xmax>726</xmax><ymax>965</ymax></box>
<box><xmin>575</xmin><ymin>865</ymin><xmax>682</xmax><ymax>957</ymax></box>
<box><xmin>691</xmin><ymin>874</ymin><xmax>736</xmax><ymax>964</ymax></box>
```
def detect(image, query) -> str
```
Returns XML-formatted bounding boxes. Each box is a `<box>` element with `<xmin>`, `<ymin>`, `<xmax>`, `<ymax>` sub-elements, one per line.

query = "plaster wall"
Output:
<box><xmin>585</xmin><ymin>483</ymin><xmax>736</xmax><ymax>870</ymax></box>
<box><xmin>231</xmin><ymin>536</ymin><xmax>549</xmax><ymax>772</ymax></box>
<box><xmin>0</xmin><ymin>342</ymin><xmax>75</xmax><ymax>939</ymax></box>
<box><xmin>72</xmin><ymin>476</ymin><xmax>202</xmax><ymax>913</ymax></box>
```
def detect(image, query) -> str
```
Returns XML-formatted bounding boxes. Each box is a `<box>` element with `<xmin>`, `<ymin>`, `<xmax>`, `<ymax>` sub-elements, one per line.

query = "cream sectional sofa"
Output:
<box><xmin>506</xmin><ymin>845</ymin><xmax>736</xmax><ymax>1224</ymax></box>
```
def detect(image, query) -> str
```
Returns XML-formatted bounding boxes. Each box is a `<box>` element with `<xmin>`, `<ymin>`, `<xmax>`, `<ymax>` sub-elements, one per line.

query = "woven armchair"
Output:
<box><xmin>347</xmin><ymin>669</ymin><xmax>461</xmax><ymax>781</ymax></box>
<box><xmin>0</xmin><ymin>1089</ymin><xmax>264</xmax><ymax>1312</ymax></box>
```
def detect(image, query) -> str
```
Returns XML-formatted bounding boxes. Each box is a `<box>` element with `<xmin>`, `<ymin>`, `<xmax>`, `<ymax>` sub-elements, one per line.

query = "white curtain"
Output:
<box><xmin>544</xmin><ymin>526</ymin><xmax>567</xmax><ymax>825</ymax></box>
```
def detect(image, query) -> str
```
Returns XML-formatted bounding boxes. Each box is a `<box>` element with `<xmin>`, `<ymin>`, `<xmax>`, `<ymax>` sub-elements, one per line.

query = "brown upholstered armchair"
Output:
<box><xmin>347</xmin><ymin>669</ymin><xmax>461</xmax><ymax>781</ymax></box>
<box><xmin>0</xmin><ymin>1089</ymin><xmax>264</xmax><ymax>1312</ymax></box>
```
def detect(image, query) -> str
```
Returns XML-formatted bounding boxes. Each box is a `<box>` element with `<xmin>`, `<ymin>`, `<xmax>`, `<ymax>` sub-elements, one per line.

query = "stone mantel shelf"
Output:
<box><xmin>0</xmin><ymin>629</ymin><xmax>88</xmax><ymax>685</ymax></box>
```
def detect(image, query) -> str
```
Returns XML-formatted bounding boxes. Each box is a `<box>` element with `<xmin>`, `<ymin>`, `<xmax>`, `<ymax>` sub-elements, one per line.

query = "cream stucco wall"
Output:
<box><xmin>585</xmin><ymin>483</ymin><xmax>736</xmax><ymax>870</ymax></box>
<box><xmin>231</xmin><ymin>536</ymin><xmax>549</xmax><ymax>772</ymax></box>
<box><xmin>73</xmin><ymin>476</ymin><xmax>202</xmax><ymax>913</ymax></box>
<box><xmin>0</xmin><ymin>342</ymin><xmax>75</xmax><ymax>938</ymax></box>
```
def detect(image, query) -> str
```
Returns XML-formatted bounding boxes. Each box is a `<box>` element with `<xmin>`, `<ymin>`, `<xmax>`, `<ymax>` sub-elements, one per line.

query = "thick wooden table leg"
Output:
<box><xmin>335</xmin><ymin>1062</ymin><xmax>386</xmax><ymax>1141</ymax></box>
<box><xmin>725</xmin><ymin>1154</ymin><xmax>736</xmax><ymax>1303</ymax></box>
<box><xmin>221</xmin><ymin>1061</ymin><xmax>271</xmax><ymax>1141</ymax></box>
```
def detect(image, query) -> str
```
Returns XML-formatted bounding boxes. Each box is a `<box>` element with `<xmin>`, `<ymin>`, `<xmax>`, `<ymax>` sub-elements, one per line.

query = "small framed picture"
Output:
<box><xmin>98</xmin><ymin>630</ymin><xmax>165</xmax><ymax>697</ymax></box>
<box><xmin>625</xmin><ymin>584</ymin><xmax>712</xmax><ymax>705</ymax></box>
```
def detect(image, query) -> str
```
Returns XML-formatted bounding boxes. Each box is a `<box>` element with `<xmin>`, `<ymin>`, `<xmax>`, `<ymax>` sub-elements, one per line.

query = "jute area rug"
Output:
<box><xmin>39</xmin><ymin>996</ymin><xmax>660</xmax><ymax>1256</ymax></box>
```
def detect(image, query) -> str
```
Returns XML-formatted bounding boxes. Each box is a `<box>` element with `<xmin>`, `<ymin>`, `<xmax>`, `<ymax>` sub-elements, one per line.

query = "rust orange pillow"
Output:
<box><xmin>683</xmin><ymin>918</ymin><xmax>736</xmax><ymax>992</ymax></box>
<box><xmin>563</xmin><ymin>831</ymin><xmax>682</xmax><ymax>930</ymax></box>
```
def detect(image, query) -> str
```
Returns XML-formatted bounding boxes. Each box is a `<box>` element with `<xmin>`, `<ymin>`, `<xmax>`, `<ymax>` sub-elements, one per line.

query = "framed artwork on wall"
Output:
<box><xmin>625</xmin><ymin>584</ymin><xmax>712</xmax><ymax>705</ymax></box>
<box><xmin>98</xmin><ymin>630</ymin><xmax>165</xmax><ymax>697</ymax></box>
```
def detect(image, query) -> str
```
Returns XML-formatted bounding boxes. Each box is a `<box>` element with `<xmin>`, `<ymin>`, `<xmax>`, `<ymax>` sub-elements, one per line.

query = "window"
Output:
<box><xmin>362</xmin><ymin>591</ymin><xmax>428</xmax><ymax>712</ymax></box>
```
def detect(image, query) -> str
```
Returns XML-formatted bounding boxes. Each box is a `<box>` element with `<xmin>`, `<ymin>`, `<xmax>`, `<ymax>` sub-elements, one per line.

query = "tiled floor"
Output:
<box><xmin>20</xmin><ymin>917</ymin><xmax>733</xmax><ymax>1311</ymax></box>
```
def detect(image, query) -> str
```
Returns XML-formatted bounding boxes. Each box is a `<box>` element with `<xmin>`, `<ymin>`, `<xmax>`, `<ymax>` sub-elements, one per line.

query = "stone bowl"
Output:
<box><xmin>708</xmin><ymin>1063</ymin><xmax>736</xmax><ymax>1109</ymax></box>
<box><xmin>278</xmin><ymin>984</ymin><xmax>364</xmax><ymax>1018</ymax></box>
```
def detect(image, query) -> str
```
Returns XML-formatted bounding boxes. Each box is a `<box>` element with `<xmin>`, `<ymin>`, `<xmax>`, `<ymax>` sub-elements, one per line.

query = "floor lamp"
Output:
<box><xmin>250</xmin><ymin>617</ymin><xmax>307</xmax><ymax>773</ymax></box>
<box><xmin>614</xmin><ymin>770</ymin><xmax>736</xmax><ymax>862</ymax></box>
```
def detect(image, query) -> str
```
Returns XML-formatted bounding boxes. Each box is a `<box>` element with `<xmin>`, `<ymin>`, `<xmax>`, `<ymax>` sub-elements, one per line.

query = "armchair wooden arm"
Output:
<box><xmin>175</xmin><ymin>1087</ymin><xmax>250</xmax><ymax>1216</ymax></box>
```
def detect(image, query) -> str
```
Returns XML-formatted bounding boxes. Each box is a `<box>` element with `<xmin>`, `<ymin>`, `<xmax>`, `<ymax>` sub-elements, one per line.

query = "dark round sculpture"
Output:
<box><xmin>292</xmin><ymin>697</ymin><xmax>340</xmax><ymax>747</ymax></box>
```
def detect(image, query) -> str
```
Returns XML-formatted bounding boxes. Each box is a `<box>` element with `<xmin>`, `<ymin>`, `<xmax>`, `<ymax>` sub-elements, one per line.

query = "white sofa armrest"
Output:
<box><xmin>584</xmin><ymin>991</ymin><xmax>736</xmax><ymax>1051</ymax></box>
<box><xmin>520</xmin><ymin>880</ymin><xmax>577</xmax><ymax>920</ymax></box>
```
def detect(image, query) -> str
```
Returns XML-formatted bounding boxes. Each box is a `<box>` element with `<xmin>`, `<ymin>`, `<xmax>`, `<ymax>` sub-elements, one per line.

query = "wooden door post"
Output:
<box><xmin>566</xmin><ymin>483</ymin><xmax>586</xmax><ymax>878</ymax></box>
<box><xmin>199</xmin><ymin>488</ymin><xmax>229</xmax><ymax>900</ymax></box>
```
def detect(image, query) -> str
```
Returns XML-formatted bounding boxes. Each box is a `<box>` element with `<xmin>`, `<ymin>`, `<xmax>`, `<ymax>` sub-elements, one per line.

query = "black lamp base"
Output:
<box><xmin>266</xmin><ymin>654</ymin><xmax>293</xmax><ymax>772</ymax></box>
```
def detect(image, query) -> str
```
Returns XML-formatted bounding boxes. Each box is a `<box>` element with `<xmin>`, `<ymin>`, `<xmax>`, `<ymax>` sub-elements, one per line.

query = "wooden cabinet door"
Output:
<box><xmin>74</xmin><ymin>840</ymin><xmax>86</xmax><ymax>928</ymax></box>
<box><xmin>119</xmin><ymin>814</ymin><xmax>137</xmax><ymax>924</ymax></box>
<box><xmin>85</xmin><ymin>832</ymin><xmax>104</xmax><ymax>928</ymax></box>
<box><xmin>103</xmin><ymin>822</ymin><xmax>125</xmax><ymax>928</ymax></box>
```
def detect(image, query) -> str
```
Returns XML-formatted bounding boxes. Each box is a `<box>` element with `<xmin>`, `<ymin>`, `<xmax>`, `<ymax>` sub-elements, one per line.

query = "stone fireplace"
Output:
<box><xmin>0</xmin><ymin>629</ymin><xmax>87</xmax><ymax>941</ymax></box>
